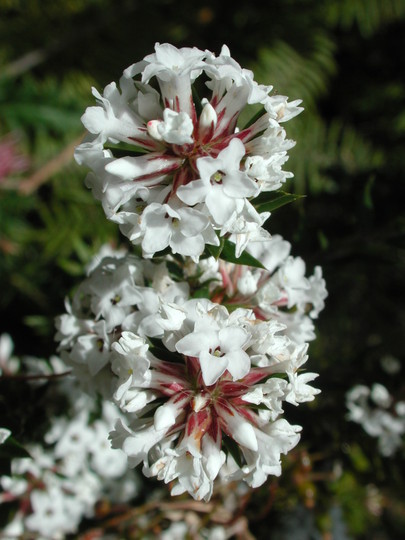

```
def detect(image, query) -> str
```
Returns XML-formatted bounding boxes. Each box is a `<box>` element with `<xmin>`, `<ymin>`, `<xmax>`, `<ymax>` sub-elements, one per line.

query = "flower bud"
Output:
<box><xmin>198</xmin><ymin>101</ymin><xmax>217</xmax><ymax>139</ymax></box>
<box><xmin>147</xmin><ymin>119</ymin><xmax>164</xmax><ymax>141</ymax></box>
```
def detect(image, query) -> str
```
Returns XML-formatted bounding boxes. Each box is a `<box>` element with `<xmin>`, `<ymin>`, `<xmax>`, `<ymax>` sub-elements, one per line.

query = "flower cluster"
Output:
<box><xmin>0</xmin><ymin>340</ymin><xmax>139</xmax><ymax>538</ymax></box>
<box><xmin>346</xmin><ymin>381</ymin><xmax>405</xmax><ymax>457</ymax></box>
<box><xmin>57</xmin><ymin>42</ymin><xmax>326</xmax><ymax>502</ymax></box>
<box><xmin>188</xmin><ymin>235</ymin><xmax>327</xmax><ymax>345</ymax></box>
<box><xmin>75</xmin><ymin>43</ymin><xmax>302</xmax><ymax>259</ymax></box>
<box><xmin>56</xmin><ymin>240</ymin><xmax>326</xmax><ymax>500</ymax></box>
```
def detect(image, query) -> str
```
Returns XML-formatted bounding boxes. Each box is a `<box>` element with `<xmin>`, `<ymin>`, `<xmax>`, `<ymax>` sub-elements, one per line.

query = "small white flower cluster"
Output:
<box><xmin>75</xmin><ymin>43</ymin><xmax>302</xmax><ymax>259</ymax></box>
<box><xmin>0</xmin><ymin>342</ymin><xmax>139</xmax><ymax>539</ymax></box>
<box><xmin>346</xmin><ymin>380</ymin><xmax>405</xmax><ymax>457</ymax></box>
<box><xmin>55</xmin><ymin>241</ymin><xmax>325</xmax><ymax>500</ymax></box>
<box><xmin>189</xmin><ymin>234</ymin><xmax>327</xmax><ymax>345</ymax></box>
<box><xmin>160</xmin><ymin>520</ymin><xmax>230</xmax><ymax>540</ymax></box>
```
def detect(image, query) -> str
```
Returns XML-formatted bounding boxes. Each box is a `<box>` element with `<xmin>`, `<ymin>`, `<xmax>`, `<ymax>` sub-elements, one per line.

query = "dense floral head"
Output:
<box><xmin>75</xmin><ymin>43</ymin><xmax>303</xmax><ymax>260</ymax></box>
<box><xmin>55</xmin><ymin>246</ymin><xmax>324</xmax><ymax>500</ymax></box>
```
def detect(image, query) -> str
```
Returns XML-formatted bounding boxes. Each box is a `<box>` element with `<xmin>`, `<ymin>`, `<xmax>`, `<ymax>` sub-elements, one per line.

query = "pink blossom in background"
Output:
<box><xmin>0</xmin><ymin>134</ymin><xmax>29</xmax><ymax>182</ymax></box>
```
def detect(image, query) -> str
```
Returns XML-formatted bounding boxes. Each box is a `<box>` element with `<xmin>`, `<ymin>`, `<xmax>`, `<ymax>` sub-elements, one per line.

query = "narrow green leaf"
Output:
<box><xmin>242</xmin><ymin>105</ymin><xmax>266</xmax><ymax>129</ymax></box>
<box><xmin>206</xmin><ymin>235</ymin><xmax>226</xmax><ymax>260</ymax></box>
<box><xmin>0</xmin><ymin>436</ymin><xmax>31</xmax><ymax>460</ymax></box>
<box><xmin>220</xmin><ymin>239</ymin><xmax>265</xmax><ymax>269</ymax></box>
<box><xmin>363</xmin><ymin>175</ymin><xmax>375</xmax><ymax>209</ymax></box>
<box><xmin>166</xmin><ymin>260</ymin><xmax>184</xmax><ymax>280</ymax></box>
<box><xmin>222</xmin><ymin>434</ymin><xmax>244</xmax><ymax>468</ymax></box>
<box><xmin>349</xmin><ymin>443</ymin><xmax>371</xmax><ymax>473</ymax></box>
<box><xmin>192</xmin><ymin>284</ymin><xmax>211</xmax><ymax>299</ymax></box>
<box><xmin>58</xmin><ymin>258</ymin><xmax>85</xmax><ymax>276</ymax></box>
<box><xmin>317</xmin><ymin>230</ymin><xmax>329</xmax><ymax>250</ymax></box>
<box><xmin>105</xmin><ymin>142</ymin><xmax>149</xmax><ymax>157</ymax></box>
<box><xmin>148</xmin><ymin>337</ymin><xmax>184</xmax><ymax>364</ymax></box>
<box><xmin>138</xmin><ymin>397</ymin><xmax>167</xmax><ymax>419</ymax></box>
<box><xmin>254</xmin><ymin>191</ymin><xmax>305</xmax><ymax>213</ymax></box>
<box><xmin>0</xmin><ymin>103</ymin><xmax>81</xmax><ymax>131</ymax></box>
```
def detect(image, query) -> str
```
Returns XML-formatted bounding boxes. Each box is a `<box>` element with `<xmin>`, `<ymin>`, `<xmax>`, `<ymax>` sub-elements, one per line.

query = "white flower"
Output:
<box><xmin>76</xmin><ymin>43</ymin><xmax>302</xmax><ymax>259</ymax></box>
<box><xmin>101</xmin><ymin>295</ymin><xmax>318</xmax><ymax>500</ymax></box>
<box><xmin>177</xmin><ymin>138</ymin><xmax>258</xmax><ymax>226</ymax></box>
<box><xmin>54</xmin><ymin>246</ymin><xmax>324</xmax><ymax>501</ymax></box>
<box><xmin>54</xmin><ymin>411</ymin><xmax>94</xmax><ymax>475</ymax></box>
<box><xmin>346</xmin><ymin>383</ymin><xmax>405</xmax><ymax>456</ymax></box>
<box><xmin>111</xmin><ymin>332</ymin><xmax>153</xmax><ymax>413</ymax></box>
<box><xmin>81</xmin><ymin>83</ymin><xmax>140</xmax><ymax>144</ymax></box>
<box><xmin>380</xmin><ymin>354</ymin><xmax>401</xmax><ymax>375</ymax></box>
<box><xmin>0</xmin><ymin>427</ymin><xmax>11</xmax><ymax>445</ymax></box>
<box><xmin>155</xmin><ymin>108</ymin><xmax>194</xmax><ymax>145</ymax></box>
<box><xmin>176</xmin><ymin>322</ymin><xmax>251</xmax><ymax>386</ymax></box>
<box><xmin>140</xmin><ymin>201</ymin><xmax>218</xmax><ymax>259</ymax></box>
<box><xmin>0</xmin><ymin>333</ymin><xmax>20</xmax><ymax>375</ymax></box>
<box><xmin>25</xmin><ymin>486</ymin><xmax>82</xmax><ymax>536</ymax></box>
<box><xmin>90</xmin><ymin>418</ymin><xmax>128</xmax><ymax>478</ymax></box>
<box><xmin>370</xmin><ymin>383</ymin><xmax>392</xmax><ymax>408</ymax></box>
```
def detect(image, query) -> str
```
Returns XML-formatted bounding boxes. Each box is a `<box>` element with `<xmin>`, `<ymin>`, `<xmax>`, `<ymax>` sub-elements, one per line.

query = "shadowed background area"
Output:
<box><xmin>1</xmin><ymin>1</ymin><xmax>405</xmax><ymax>538</ymax></box>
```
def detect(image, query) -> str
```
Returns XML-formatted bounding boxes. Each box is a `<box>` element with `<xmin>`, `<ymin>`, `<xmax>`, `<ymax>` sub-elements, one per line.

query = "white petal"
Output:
<box><xmin>206</xmin><ymin>186</ymin><xmax>237</xmax><ymax>225</ymax></box>
<box><xmin>170</xmin><ymin>232</ymin><xmax>205</xmax><ymax>257</ymax></box>
<box><xmin>233</xmin><ymin>421</ymin><xmax>258</xmax><ymax>451</ymax></box>
<box><xmin>200</xmin><ymin>350</ymin><xmax>228</xmax><ymax>386</ymax></box>
<box><xmin>218</xmin><ymin>137</ymin><xmax>245</xmax><ymax>170</ymax></box>
<box><xmin>176</xmin><ymin>330</ymin><xmax>219</xmax><ymax>356</ymax></box>
<box><xmin>154</xmin><ymin>404</ymin><xmax>177</xmax><ymax>430</ymax></box>
<box><xmin>81</xmin><ymin>106</ymin><xmax>107</xmax><ymax>135</ymax></box>
<box><xmin>202</xmin><ymin>435</ymin><xmax>224</xmax><ymax>480</ymax></box>
<box><xmin>219</xmin><ymin>326</ymin><xmax>249</xmax><ymax>352</ymax></box>
<box><xmin>105</xmin><ymin>154</ymin><xmax>180</xmax><ymax>182</ymax></box>
<box><xmin>177</xmin><ymin>179</ymin><xmax>209</xmax><ymax>205</ymax></box>
<box><xmin>0</xmin><ymin>428</ymin><xmax>11</xmax><ymax>445</ymax></box>
<box><xmin>224</xmin><ymin>349</ymin><xmax>251</xmax><ymax>381</ymax></box>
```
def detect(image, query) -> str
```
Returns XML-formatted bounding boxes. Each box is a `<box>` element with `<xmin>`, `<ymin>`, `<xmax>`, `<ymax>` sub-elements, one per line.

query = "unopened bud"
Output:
<box><xmin>198</xmin><ymin>102</ymin><xmax>217</xmax><ymax>139</ymax></box>
<box><xmin>147</xmin><ymin>119</ymin><xmax>164</xmax><ymax>141</ymax></box>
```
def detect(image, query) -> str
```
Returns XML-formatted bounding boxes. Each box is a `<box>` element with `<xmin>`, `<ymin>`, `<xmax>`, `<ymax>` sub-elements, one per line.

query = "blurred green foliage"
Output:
<box><xmin>1</xmin><ymin>0</ymin><xmax>405</xmax><ymax>538</ymax></box>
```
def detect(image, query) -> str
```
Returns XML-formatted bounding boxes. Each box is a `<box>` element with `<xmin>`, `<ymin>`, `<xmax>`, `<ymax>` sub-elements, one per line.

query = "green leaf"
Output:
<box><xmin>148</xmin><ymin>337</ymin><xmax>184</xmax><ymax>364</ymax></box>
<box><xmin>242</xmin><ymin>105</ymin><xmax>266</xmax><ymax>129</ymax></box>
<box><xmin>349</xmin><ymin>443</ymin><xmax>371</xmax><ymax>473</ymax></box>
<box><xmin>222</xmin><ymin>434</ymin><xmax>244</xmax><ymax>468</ymax></box>
<box><xmin>221</xmin><ymin>239</ymin><xmax>265</xmax><ymax>268</ymax></box>
<box><xmin>166</xmin><ymin>260</ymin><xmax>184</xmax><ymax>280</ymax></box>
<box><xmin>254</xmin><ymin>191</ymin><xmax>305</xmax><ymax>213</ymax></box>
<box><xmin>317</xmin><ymin>230</ymin><xmax>329</xmax><ymax>250</ymax></box>
<box><xmin>206</xmin><ymin>235</ymin><xmax>226</xmax><ymax>260</ymax></box>
<box><xmin>206</xmin><ymin>236</ymin><xmax>264</xmax><ymax>268</ymax></box>
<box><xmin>0</xmin><ymin>436</ymin><xmax>31</xmax><ymax>460</ymax></box>
<box><xmin>105</xmin><ymin>142</ymin><xmax>149</xmax><ymax>157</ymax></box>
<box><xmin>363</xmin><ymin>175</ymin><xmax>375</xmax><ymax>209</ymax></box>
<box><xmin>150</xmin><ymin>246</ymin><xmax>174</xmax><ymax>259</ymax></box>
<box><xmin>58</xmin><ymin>258</ymin><xmax>86</xmax><ymax>276</ymax></box>
<box><xmin>192</xmin><ymin>283</ymin><xmax>212</xmax><ymax>299</ymax></box>
<box><xmin>0</xmin><ymin>103</ymin><xmax>81</xmax><ymax>131</ymax></box>
<box><xmin>0</xmin><ymin>500</ymin><xmax>17</xmax><ymax>529</ymax></box>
